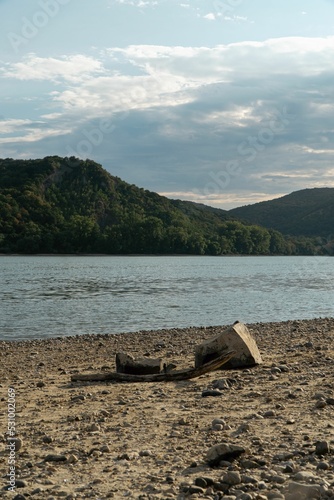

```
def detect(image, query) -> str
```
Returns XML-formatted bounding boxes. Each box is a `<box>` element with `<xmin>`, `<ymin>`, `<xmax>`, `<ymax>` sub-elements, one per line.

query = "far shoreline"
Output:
<box><xmin>0</xmin><ymin>253</ymin><xmax>330</xmax><ymax>258</ymax></box>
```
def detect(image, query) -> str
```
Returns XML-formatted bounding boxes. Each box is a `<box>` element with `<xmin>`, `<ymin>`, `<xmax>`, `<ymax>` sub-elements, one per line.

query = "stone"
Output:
<box><xmin>9</xmin><ymin>437</ymin><xmax>23</xmax><ymax>452</ymax></box>
<box><xmin>316</xmin><ymin>461</ymin><xmax>329</xmax><ymax>470</ymax></box>
<box><xmin>116</xmin><ymin>352</ymin><xmax>163</xmax><ymax>375</ymax></box>
<box><xmin>315</xmin><ymin>440</ymin><xmax>330</xmax><ymax>456</ymax></box>
<box><xmin>44</xmin><ymin>454</ymin><xmax>67</xmax><ymax>462</ymax></box>
<box><xmin>206</xmin><ymin>443</ymin><xmax>246</xmax><ymax>466</ymax></box>
<box><xmin>194</xmin><ymin>477</ymin><xmax>208</xmax><ymax>488</ymax></box>
<box><xmin>237</xmin><ymin>494</ymin><xmax>253</xmax><ymax>500</ymax></box>
<box><xmin>4</xmin><ymin>480</ymin><xmax>28</xmax><ymax>489</ymax></box>
<box><xmin>294</xmin><ymin>471</ymin><xmax>317</xmax><ymax>481</ymax></box>
<box><xmin>221</xmin><ymin>470</ymin><xmax>241</xmax><ymax>485</ymax></box>
<box><xmin>188</xmin><ymin>485</ymin><xmax>205</xmax><ymax>494</ymax></box>
<box><xmin>36</xmin><ymin>381</ymin><xmax>46</xmax><ymax>388</ymax></box>
<box><xmin>284</xmin><ymin>481</ymin><xmax>322</xmax><ymax>499</ymax></box>
<box><xmin>195</xmin><ymin>321</ymin><xmax>262</xmax><ymax>369</ymax></box>
<box><xmin>264</xmin><ymin>410</ymin><xmax>276</xmax><ymax>418</ymax></box>
<box><xmin>139</xmin><ymin>449</ymin><xmax>152</xmax><ymax>457</ymax></box>
<box><xmin>202</xmin><ymin>389</ymin><xmax>223</xmax><ymax>397</ymax></box>
<box><xmin>212</xmin><ymin>418</ymin><xmax>226</xmax><ymax>427</ymax></box>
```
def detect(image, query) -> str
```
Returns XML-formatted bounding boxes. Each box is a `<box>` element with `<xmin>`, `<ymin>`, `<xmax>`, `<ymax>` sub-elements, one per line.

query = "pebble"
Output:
<box><xmin>237</xmin><ymin>494</ymin><xmax>253</xmax><ymax>500</ymax></box>
<box><xmin>188</xmin><ymin>485</ymin><xmax>205</xmax><ymax>494</ymax></box>
<box><xmin>100</xmin><ymin>445</ymin><xmax>111</xmax><ymax>453</ymax></box>
<box><xmin>194</xmin><ymin>477</ymin><xmax>207</xmax><ymax>488</ymax></box>
<box><xmin>316</xmin><ymin>461</ymin><xmax>329</xmax><ymax>470</ymax></box>
<box><xmin>294</xmin><ymin>471</ymin><xmax>317</xmax><ymax>481</ymax></box>
<box><xmin>285</xmin><ymin>481</ymin><xmax>323</xmax><ymax>499</ymax></box>
<box><xmin>4</xmin><ymin>480</ymin><xmax>28</xmax><ymax>490</ymax></box>
<box><xmin>139</xmin><ymin>449</ymin><xmax>153</xmax><ymax>456</ymax></box>
<box><xmin>36</xmin><ymin>381</ymin><xmax>46</xmax><ymax>388</ymax></box>
<box><xmin>202</xmin><ymin>389</ymin><xmax>223</xmax><ymax>397</ymax></box>
<box><xmin>212</xmin><ymin>418</ymin><xmax>226</xmax><ymax>426</ymax></box>
<box><xmin>44</xmin><ymin>454</ymin><xmax>67</xmax><ymax>462</ymax></box>
<box><xmin>212</xmin><ymin>378</ymin><xmax>231</xmax><ymax>389</ymax></box>
<box><xmin>70</xmin><ymin>394</ymin><xmax>86</xmax><ymax>402</ymax></box>
<box><xmin>264</xmin><ymin>410</ymin><xmax>276</xmax><ymax>418</ymax></box>
<box><xmin>9</xmin><ymin>437</ymin><xmax>23</xmax><ymax>451</ymax></box>
<box><xmin>315</xmin><ymin>400</ymin><xmax>327</xmax><ymax>409</ymax></box>
<box><xmin>212</xmin><ymin>423</ymin><xmax>224</xmax><ymax>431</ymax></box>
<box><xmin>221</xmin><ymin>471</ymin><xmax>241</xmax><ymax>485</ymax></box>
<box><xmin>315</xmin><ymin>440</ymin><xmax>330</xmax><ymax>455</ymax></box>
<box><xmin>86</xmin><ymin>423</ymin><xmax>100</xmax><ymax>432</ymax></box>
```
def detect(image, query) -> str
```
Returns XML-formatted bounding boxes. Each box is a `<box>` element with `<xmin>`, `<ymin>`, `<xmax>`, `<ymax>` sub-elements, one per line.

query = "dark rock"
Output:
<box><xmin>316</xmin><ymin>461</ymin><xmax>329</xmax><ymax>470</ymax></box>
<box><xmin>206</xmin><ymin>443</ymin><xmax>246</xmax><ymax>466</ymax></box>
<box><xmin>36</xmin><ymin>381</ymin><xmax>45</xmax><ymax>388</ymax></box>
<box><xmin>194</xmin><ymin>477</ymin><xmax>207</xmax><ymax>488</ymax></box>
<box><xmin>315</xmin><ymin>440</ymin><xmax>330</xmax><ymax>456</ymax></box>
<box><xmin>202</xmin><ymin>389</ymin><xmax>223</xmax><ymax>397</ymax></box>
<box><xmin>42</xmin><ymin>435</ymin><xmax>53</xmax><ymax>444</ymax></box>
<box><xmin>44</xmin><ymin>454</ymin><xmax>67</xmax><ymax>462</ymax></box>
<box><xmin>14</xmin><ymin>480</ymin><xmax>27</xmax><ymax>488</ymax></box>
<box><xmin>188</xmin><ymin>485</ymin><xmax>205</xmax><ymax>494</ymax></box>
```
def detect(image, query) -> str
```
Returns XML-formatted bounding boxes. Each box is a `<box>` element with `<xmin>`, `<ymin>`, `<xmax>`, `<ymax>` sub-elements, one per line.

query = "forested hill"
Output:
<box><xmin>0</xmin><ymin>156</ymin><xmax>328</xmax><ymax>255</ymax></box>
<box><xmin>229</xmin><ymin>188</ymin><xmax>334</xmax><ymax>238</ymax></box>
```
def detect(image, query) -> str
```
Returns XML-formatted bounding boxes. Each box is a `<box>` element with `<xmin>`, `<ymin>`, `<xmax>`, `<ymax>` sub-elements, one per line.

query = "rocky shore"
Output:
<box><xmin>0</xmin><ymin>318</ymin><xmax>334</xmax><ymax>499</ymax></box>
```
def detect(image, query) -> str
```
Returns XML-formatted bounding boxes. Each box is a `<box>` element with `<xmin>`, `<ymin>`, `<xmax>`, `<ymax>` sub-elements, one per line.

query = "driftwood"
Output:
<box><xmin>71</xmin><ymin>350</ymin><xmax>235</xmax><ymax>383</ymax></box>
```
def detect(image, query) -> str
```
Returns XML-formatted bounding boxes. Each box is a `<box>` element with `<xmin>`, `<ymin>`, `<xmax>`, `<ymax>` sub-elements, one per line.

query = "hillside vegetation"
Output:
<box><xmin>230</xmin><ymin>188</ymin><xmax>334</xmax><ymax>239</ymax></box>
<box><xmin>0</xmin><ymin>156</ymin><xmax>328</xmax><ymax>255</ymax></box>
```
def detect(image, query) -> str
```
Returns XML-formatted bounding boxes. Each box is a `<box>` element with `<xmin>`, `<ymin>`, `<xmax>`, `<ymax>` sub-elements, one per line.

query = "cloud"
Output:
<box><xmin>109</xmin><ymin>0</ymin><xmax>159</xmax><ymax>6</ymax></box>
<box><xmin>2</xmin><ymin>54</ymin><xmax>104</xmax><ymax>83</ymax></box>
<box><xmin>2</xmin><ymin>36</ymin><xmax>334</xmax><ymax>208</ymax></box>
<box><xmin>203</xmin><ymin>13</ymin><xmax>216</xmax><ymax>21</ymax></box>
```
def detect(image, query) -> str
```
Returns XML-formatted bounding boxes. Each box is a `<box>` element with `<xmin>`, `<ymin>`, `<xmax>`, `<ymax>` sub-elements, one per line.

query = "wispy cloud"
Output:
<box><xmin>1</xmin><ymin>35</ymin><xmax>334</xmax><ymax>207</ymax></box>
<box><xmin>2</xmin><ymin>54</ymin><xmax>105</xmax><ymax>83</ymax></box>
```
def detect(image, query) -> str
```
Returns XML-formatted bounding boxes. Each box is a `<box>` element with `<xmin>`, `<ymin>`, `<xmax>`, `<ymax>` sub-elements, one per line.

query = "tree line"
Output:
<box><xmin>0</xmin><ymin>156</ymin><xmax>329</xmax><ymax>255</ymax></box>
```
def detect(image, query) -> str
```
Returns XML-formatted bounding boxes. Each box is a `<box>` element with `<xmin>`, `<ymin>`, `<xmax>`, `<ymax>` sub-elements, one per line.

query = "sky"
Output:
<box><xmin>0</xmin><ymin>0</ymin><xmax>334</xmax><ymax>209</ymax></box>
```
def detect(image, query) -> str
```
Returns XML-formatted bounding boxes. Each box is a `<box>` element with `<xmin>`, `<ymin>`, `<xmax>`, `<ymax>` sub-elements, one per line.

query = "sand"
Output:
<box><xmin>0</xmin><ymin>318</ymin><xmax>334</xmax><ymax>499</ymax></box>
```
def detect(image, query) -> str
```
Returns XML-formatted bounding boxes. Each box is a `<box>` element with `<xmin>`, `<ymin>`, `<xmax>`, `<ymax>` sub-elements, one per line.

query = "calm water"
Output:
<box><xmin>0</xmin><ymin>255</ymin><xmax>333</xmax><ymax>341</ymax></box>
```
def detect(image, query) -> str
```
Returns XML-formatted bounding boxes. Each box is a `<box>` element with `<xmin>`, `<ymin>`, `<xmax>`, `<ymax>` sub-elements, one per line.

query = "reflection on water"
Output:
<box><xmin>0</xmin><ymin>256</ymin><xmax>333</xmax><ymax>341</ymax></box>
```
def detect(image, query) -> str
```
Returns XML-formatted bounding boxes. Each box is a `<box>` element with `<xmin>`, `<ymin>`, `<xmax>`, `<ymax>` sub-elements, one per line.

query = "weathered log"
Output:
<box><xmin>195</xmin><ymin>321</ymin><xmax>262</xmax><ymax>369</ymax></box>
<box><xmin>116</xmin><ymin>352</ymin><xmax>163</xmax><ymax>375</ymax></box>
<box><xmin>71</xmin><ymin>350</ymin><xmax>235</xmax><ymax>383</ymax></box>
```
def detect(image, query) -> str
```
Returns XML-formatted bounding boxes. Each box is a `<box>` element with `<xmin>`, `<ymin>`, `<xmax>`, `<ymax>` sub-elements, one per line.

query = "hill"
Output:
<box><xmin>0</xmin><ymin>156</ymin><xmax>325</xmax><ymax>255</ymax></box>
<box><xmin>229</xmin><ymin>188</ymin><xmax>334</xmax><ymax>239</ymax></box>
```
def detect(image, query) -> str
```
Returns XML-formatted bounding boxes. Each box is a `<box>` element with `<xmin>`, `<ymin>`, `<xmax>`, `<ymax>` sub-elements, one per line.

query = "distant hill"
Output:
<box><xmin>229</xmin><ymin>188</ymin><xmax>334</xmax><ymax>239</ymax></box>
<box><xmin>0</xmin><ymin>156</ymin><xmax>327</xmax><ymax>255</ymax></box>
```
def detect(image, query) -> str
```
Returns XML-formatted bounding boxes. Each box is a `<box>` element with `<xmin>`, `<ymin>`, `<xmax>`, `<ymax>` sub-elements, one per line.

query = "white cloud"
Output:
<box><xmin>2</xmin><ymin>35</ymin><xmax>334</xmax><ymax>202</ymax></box>
<box><xmin>203</xmin><ymin>13</ymin><xmax>216</xmax><ymax>21</ymax></box>
<box><xmin>2</xmin><ymin>54</ymin><xmax>104</xmax><ymax>83</ymax></box>
<box><xmin>158</xmin><ymin>190</ymin><xmax>287</xmax><ymax>210</ymax></box>
<box><xmin>109</xmin><ymin>0</ymin><xmax>158</xmax><ymax>6</ymax></box>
